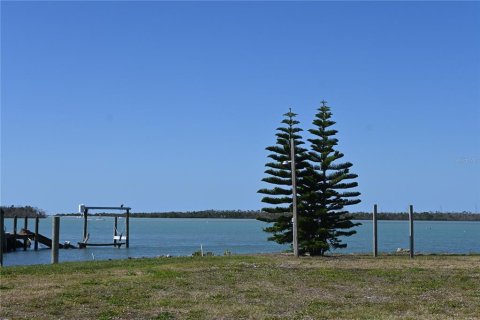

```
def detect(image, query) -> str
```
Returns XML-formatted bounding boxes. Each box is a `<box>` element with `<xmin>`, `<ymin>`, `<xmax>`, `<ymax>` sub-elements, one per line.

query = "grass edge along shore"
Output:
<box><xmin>1</xmin><ymin>254</ymin><xmax>479</xmax><ymax>319</ymax></box>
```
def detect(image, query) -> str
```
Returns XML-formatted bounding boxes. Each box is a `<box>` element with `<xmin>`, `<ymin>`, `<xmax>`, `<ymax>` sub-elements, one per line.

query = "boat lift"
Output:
<box><xmin>78</xmin><ymin>204</ymin><xmax>130</xmax><ymax>248</ymax></box>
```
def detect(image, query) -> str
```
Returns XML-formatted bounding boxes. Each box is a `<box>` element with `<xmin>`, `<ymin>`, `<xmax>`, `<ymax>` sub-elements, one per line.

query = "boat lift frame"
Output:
<box><xmin>79</xmin><ymin>205</ymin><xmax>131</xmax><ymax>248</ymax></box>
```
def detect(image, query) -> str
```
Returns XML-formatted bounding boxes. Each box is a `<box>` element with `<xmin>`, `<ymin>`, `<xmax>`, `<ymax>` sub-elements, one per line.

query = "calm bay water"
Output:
<box><xmin>2</xmin><ymin>217</ymin><xmax>479</xmax><ymax>266</ymax></box>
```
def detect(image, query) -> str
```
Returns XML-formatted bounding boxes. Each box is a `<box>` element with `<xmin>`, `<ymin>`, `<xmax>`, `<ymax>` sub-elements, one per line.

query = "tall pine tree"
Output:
<box><xmin>258</xmin><ymin>109</ymin><xmax>309</xmax><ymax>246</ymax></box>
<box><xmin>302</xmin><ymin>101</ymin><xmax>361</xmax><ymax>256</ymax></box>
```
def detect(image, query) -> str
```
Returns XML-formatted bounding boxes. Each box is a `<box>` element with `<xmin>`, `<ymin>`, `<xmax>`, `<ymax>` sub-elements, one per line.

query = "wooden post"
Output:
<box><xmin>113</xmin><ymin>216</ymin><xmax>118</xmax><ymax>247</ymax></box>
<box><xmin>0</xmin><ymin>209</ymin><xmax>4</xmax><ymax>267</ymax></box>
<box><xmin>83</xmin><ymin>208</ymin><xmax>88</xmax><ymax>242</ymax></box>
<box><xmin>290</xmin><ymin>137</ymin><xmax>299</xmax><ymax>258</ymax></box>
<box><xmin>23</xmin><ymin>217</ymin><xmax>28</xmax><ymax>251</ymax></box>
<box><xmin>126</xmin><ymin>209</ymin><xmax>130</xmax><ymax>248</ymax></box>
<box><xmin>409</xmin><ymin>205</ymin><xmax>414</xmax><ymax>259</ymax></box>
<box><xmin>52</xmin><ymin>217</ymin><xmax>60</xmax><ymax>264</ymax></box>
<box><xmin>373</xmin><ymin>204</ymin><xmax>378</xmax><ymax>257</ymax></box>
<box><xmin>34</xmin><ymin>216</ymin><xmax>39</xmax><ymax>250</ymax></box>
<box><xmin>13</xmin><ymin>216</ymin><xmax>17</xmax><ymax>251</ymax></box>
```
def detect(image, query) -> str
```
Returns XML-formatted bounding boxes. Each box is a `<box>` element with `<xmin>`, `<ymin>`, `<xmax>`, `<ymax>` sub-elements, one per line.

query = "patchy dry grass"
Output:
<box><xmin>1</xmin><ymin>254</ymin><xmax>479</xmax><ymax>319</ymax></box>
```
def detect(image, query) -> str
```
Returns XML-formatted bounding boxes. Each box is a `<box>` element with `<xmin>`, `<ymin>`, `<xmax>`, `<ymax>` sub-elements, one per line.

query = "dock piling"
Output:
<box><xmin>52</xmin><ymin>217</ymin><xmax>60</xmax><ymax>264</ymax></box>
<box><xmin>13</xmin><ymin>216</ymin><xmax>17</xmax><ymax>251</ymax></box>
<box><xmin>373</xmin><ymin>204</ymin><xmax>378</xmax><ymax>257</ymax></box>
<box><xmin>35</xmin><ymin>216</ymin><xmax>39</xmax><ymax>250</ymax></box>
<box><xmin>83</xmin><ymin>208</ymin><xmax>88</xmax><ymax>242</ymax></box>
<box><xmin>409</xmin><ymin>205</ymin><xmax>414</xmax><ymax>259</ymax></box>
<box><xmin>126</xmin><ymin>209</ymin><xmax>130</xmax><ymax>248</ymax></box>
<box><xmin>114</xmin><ymin>216</ymin><xmax>118</xmax><ymax>247</ymax></box>
<box><xmin>23</xmin><ymin>217</ymin><xmax>28</xmax><ymax>251</ymax></box>
<box><xmin>0</xmin><ymin>209</ymin><xmax>4</xmax><ymax>267</ymax></box>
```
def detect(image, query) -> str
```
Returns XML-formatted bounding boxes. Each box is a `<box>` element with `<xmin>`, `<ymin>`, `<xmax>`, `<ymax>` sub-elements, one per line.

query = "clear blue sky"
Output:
<box><xmin>1</xmin><ymin>1</ymin><xmax>479</xmax><ymax>214</ymax></box>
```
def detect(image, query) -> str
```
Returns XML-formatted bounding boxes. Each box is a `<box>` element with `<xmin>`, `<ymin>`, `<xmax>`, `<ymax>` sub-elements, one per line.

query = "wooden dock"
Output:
<box><xmin>1</xmin><ymin>206</ymin><xmax>132</xmax><ymax>266</ymax></box>
<box><xmin>1</xmin><ymin>229</ymin><xmax>76</xmax><ymax>252</ymax></box>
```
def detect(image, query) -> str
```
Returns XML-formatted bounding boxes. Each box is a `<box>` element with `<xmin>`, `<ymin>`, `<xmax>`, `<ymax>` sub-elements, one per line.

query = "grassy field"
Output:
<box><xmin>1</xmin><ymin>254</ymin><xmax>479</xmax><ymax>319</ymax></box>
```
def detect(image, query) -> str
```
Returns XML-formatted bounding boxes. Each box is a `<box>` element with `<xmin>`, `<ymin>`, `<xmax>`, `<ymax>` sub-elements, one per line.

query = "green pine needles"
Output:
<box><xmin>259</xmin><ymin>101</ymin><xmax>361</xmax><ymax>256</ymax></box>
<box><xmin>257</xmin><ymin>108</ymin><xmax>309</xmax><ymax>244</ymax></box>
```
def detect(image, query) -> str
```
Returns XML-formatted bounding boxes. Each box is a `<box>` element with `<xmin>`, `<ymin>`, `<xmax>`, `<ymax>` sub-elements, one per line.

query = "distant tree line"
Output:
<box><xmin>1</xmin><ymin>206</ymin><xmax>47</xmax><ymax>218</ymax></box>
<box><xmin>129</xmin><ymin>210</ymin><xmax>276</xmax><ymax>219</ymax></box>
<box><xmin>55</xmin><ymin>210</ymin><xmax>480</xmax><ymax>221</ymax></box>
<box><xmin>59</xmin><ymin>210</ymin><xmax>283</xmax><ymax>220</ymax></box>
<box><xmin>349</xmin><ymin>211</ymin><xmax>480</xmax><ymax>221</ymax></box>
<box><xmin>132</xmin><ymin>210</ymin><xmax>274</xmax><ymax>219</ymax></box>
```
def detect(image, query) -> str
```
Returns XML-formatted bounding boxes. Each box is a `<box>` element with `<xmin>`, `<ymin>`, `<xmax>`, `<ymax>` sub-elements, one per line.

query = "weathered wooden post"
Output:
<box><xmin>23</xmin><ymin>217</ymin><xmax>28</xmax><ymax>251</ymax></box>
<box><xmin>83</xmin><ymin>208</ymin><xmax>88</xmax><ymax>242</ymax></box>
<box><xmin>34</xmin><ymin>216</ymin><xmax>39</xmax><ymax>250</ymax></box>
<box><xmin>126</xmin><ymin>209</ymin><xmax>130</xmax><ymax>248</ymax></box>
<box><xmin>113</xmin><ymin>216</ymin><xmax>118</xmax><ymax>247</ymax></box>
<box><xmin>373</xmin><ymin>204</ymin><xmax>378</xmax><ymax>257</ymax></box>
<box><xmin>409</xmin><ymin>205</ymin><xmax>414</xmax><ymax>259</ymax></box>
<box><xmin>52</xmin><ymin>216</ymin><xmax>60</xmax><ymax>264</ymax></box>
<box><xmin>0</xmin><ymin>209</ymin><xmax>4</xmax><ymax>267</ymax></box>
<box><xmin>13</xmin><ymin>216</ymin><xmax>17</xmax><ymax>251</ymax></box>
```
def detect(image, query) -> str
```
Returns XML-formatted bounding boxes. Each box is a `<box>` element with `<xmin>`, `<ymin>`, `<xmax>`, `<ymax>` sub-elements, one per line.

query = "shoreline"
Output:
<box><xmin>3</xmin><ymin>251</ymin><xmax>480</xmax><ymax>268</ymax></box>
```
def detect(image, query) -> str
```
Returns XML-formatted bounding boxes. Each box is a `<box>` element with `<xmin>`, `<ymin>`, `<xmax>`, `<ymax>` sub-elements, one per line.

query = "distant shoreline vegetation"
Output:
<box><xmin>1</xmin><ymin>206</ymin><xmax>47</xmax><ymax>218</ymax></box>
<box><xmin>53</xmin><ymin>210</ymin><xmax>480</xmax><ymax>221</ymax></box>
<box><xmin>2</xmin><ymin>206</ymin><xmax>478</xmax><ymax>221</ymax></box>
